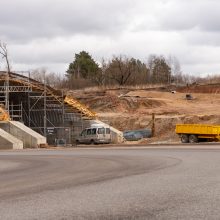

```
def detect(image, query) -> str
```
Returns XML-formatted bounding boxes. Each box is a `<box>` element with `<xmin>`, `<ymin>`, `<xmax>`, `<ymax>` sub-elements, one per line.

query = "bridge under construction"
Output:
<box><xmin>0</xmin><ymin>71</ymin><xmax>99</xmax><ymax>146</ymax></box>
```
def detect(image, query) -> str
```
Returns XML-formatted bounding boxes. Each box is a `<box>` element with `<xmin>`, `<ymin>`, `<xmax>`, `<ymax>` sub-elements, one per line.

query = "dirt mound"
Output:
<box><xmin>70</xmin><ymin>91</ymin><xmax>166</xmax><ymax>113</ymax></box>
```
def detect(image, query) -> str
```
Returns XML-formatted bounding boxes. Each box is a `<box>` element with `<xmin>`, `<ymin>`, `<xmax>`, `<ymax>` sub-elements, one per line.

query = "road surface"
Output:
<box><xmin>1</xmin><ymin>145</ymin><xmax>220</xmax><ymax>219</ymax></box>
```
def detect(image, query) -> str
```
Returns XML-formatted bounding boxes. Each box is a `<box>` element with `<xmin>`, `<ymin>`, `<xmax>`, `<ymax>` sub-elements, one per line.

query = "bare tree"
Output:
<box><xmin>105</xmin><ymin>55</ymin><xmax>139</xmax><ymax>86</ymax></box>
<box><xmin>90</xmin><ymin>58</ymin><xmax>107</xmax><ymax>86</ymax></box>
<box><xmin>0</xmin><ymin>41</ymin><xmax>11</xmax><ymax>111</ymax></box>
<box><xmin>167</xmin><ymin>55</ymin><xmax>182</xmax><ymax>84</ymax></box>
<box><xmin>0</xmin><ymin>41</ymin><xmax>10</xmax><ymax>72</ymax></box>
<box><xmin>31</xmin><ymin>68</ymin><xmax>64</xmax><ymax>88</ymax></box>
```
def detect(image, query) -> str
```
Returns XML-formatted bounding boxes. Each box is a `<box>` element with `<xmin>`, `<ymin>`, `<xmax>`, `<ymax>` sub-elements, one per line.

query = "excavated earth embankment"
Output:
<box><xmin>68</xmin><ymin>84</ymin><xmax>220</xmax><ymax>144</ymax></box>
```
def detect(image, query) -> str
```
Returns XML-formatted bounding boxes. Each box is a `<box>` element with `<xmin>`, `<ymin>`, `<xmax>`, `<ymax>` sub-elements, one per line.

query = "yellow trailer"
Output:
<box><xmin>175</xmin><ymin>124</ymin><xmax>220</xmax><ymax>143</ymax></box>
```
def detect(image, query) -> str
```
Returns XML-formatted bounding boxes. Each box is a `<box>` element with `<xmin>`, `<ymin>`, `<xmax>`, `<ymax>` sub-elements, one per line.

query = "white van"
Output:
<box><xmin>75</xmin><ymin>126</ymin><xmax>111</xmax><ymax>145</ymax></box>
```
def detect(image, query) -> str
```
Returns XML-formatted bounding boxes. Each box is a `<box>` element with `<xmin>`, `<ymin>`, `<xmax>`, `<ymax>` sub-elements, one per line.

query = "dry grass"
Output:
<box><xmin>81</xmin><ymin>84</ymin><xmax>169</xmax><ymax>93</ymax></box>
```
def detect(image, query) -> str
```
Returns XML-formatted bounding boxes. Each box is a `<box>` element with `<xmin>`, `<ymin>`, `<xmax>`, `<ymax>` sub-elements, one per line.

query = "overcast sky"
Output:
<box><xmin>1</xmin><ymin>0</ymin><xmax>220</xmax><ymax>76</ymax></box>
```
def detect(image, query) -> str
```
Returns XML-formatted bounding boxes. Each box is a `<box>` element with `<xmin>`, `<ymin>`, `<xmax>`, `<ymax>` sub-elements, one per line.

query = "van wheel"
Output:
<box><xmin>75</xmin><ymin>140</ymin><xmax>79</xmax><ymax>145</ymax></box>
<box><xmin>189</xmin><ymin>135</ymin><xmax>198</xmax><ymax>143</ymax></box>
<box><xmin>90</xmin><ymin>140</ymin><xmax>95</xmax><ymax>145</ymax></box>
<box><xmin>181</xmin><ymin>134</ymin><xmax>189</xmax><ymax>143</ymax></box>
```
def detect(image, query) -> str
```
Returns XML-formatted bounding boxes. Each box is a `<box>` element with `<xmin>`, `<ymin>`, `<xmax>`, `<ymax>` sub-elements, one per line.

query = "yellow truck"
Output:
<box><xmin>175</xmin><ymin>124</ymin><xmax>220</xmax><ymax>143</ymax></box>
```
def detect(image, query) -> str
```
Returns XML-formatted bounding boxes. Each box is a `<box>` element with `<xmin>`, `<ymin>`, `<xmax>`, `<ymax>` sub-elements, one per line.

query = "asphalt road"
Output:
<box><xmin>1</xmin><ymin>145</ymin><xmax>220</xmax><ymax>219</ymax></box>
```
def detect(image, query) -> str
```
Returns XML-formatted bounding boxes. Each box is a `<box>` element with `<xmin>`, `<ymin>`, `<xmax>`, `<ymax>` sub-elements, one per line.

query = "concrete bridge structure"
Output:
<box><xmin>0</xmin><ymin>71</ymin><xmax>123</xmax><ymax>148</ymax></box>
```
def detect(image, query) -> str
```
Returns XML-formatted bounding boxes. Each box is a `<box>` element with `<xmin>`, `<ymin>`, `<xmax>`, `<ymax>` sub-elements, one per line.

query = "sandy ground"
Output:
<box><xmin>68</xmin><ymin>86</ymin><xmax>220</xmax><ymax>143</ymax></box>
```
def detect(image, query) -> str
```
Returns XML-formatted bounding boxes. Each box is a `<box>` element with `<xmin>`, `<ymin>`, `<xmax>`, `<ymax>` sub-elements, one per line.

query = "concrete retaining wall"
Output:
<box><xmin>0</xmin><ymin>128</ymin><xmax>23</xmax><ymax>149</ymax></box>
<box><xmin>0</xmin><ymin>121</ymin><xmax>47</xmax><ymax>148</ymax></box>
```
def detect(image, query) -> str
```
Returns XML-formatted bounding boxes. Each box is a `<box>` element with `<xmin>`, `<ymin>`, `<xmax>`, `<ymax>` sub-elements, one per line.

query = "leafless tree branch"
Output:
<box><xmin>0</xmin><ymin>41</ymin><xmax>10</xmax><ymax>72</ymax></box>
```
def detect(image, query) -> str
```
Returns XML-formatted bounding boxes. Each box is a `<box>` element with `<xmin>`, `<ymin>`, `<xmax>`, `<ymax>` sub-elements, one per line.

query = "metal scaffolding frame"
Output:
<box><xmin>0</xmin><ymin>71</ymin><xmax>64</xmax><ymax>138</ymax></box>
<box><xmin>0</xmin><ymin>70</ymin><xmax>93</xmax><ymax>144</ymax></box>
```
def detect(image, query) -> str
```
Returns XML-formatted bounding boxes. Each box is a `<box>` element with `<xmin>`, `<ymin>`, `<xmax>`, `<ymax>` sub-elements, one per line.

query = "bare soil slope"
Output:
<box><xmin>68</xmin><ymin>85</ymin><xmax>220</xmax><ymax>144</ymax></box>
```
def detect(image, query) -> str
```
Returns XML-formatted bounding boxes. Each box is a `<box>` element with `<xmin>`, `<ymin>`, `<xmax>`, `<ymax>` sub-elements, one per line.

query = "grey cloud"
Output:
<box><xmin>0</xmin><ymin>0</ymin><xmax>134</xmax><ymax>42</ymax></box>
<box><xmin>156</xmin><ymin>1</ymin><xmax>220</xmax><ymax>32</ymax></box>
<box><xmin>1</xmin><ymin>0</ymin><xmax>220</xmax><ymax>75</ymax></box>
<box><xmin>184</xmin><ymin>30</ymin><xmax>220</xmax><ymax>47</ymax></box>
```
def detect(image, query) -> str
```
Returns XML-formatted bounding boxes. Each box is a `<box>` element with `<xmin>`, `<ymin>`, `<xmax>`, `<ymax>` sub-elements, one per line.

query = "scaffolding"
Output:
<box><xmin>9</xmin><ymin>103</ymin><xmax>23</xmax><ymax>121</ymax></box>
<box><xmin>0</xmin><ymin>71</ymin><xmax>95</xmax><ymax>145</ymax></box>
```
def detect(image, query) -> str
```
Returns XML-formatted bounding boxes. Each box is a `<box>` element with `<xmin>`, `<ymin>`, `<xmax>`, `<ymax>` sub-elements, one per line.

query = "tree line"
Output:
<box><xmin>2</xmin><ymin>41</ymin><xmax>218</xmax><ymax>90</ymax></box>
<box><xmin>65</xmin><ymin>51</ymin><xmax>184</xmax><ymax>89</ymax></box>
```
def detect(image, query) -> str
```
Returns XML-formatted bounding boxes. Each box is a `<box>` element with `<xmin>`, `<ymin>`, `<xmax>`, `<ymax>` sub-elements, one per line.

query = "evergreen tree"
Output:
<box><xmin>67</xmin><ymin>51</ymin><xmax>99</xmax><ymax>79</ymax></box>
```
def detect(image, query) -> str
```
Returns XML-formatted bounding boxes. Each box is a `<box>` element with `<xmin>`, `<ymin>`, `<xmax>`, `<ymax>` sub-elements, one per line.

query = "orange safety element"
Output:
<box><xmin>64</xmin><ymin>96</ymin><xmax>97</xmax><ymax>119</ymax></box>
<box><xmin>0</xmin><ymin>106</ymin><xmax>10</xmax><ymax>121</ymax></box>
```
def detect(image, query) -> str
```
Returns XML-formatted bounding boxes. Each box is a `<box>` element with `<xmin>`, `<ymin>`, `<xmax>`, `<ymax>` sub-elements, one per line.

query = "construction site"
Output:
<box><xmin>0</xmin><ymin>71</ymin><xmax>124</xmax><ymax>149</ymax></box>
<box><xmin>69</xmin><ymin>83</ymin><xmax>220</xmax><ymax>144</ymax></box>
<box><xmin>0</xmin><ymin>70</ymin><xmax>220</xmax><ymax>149</ymax></box>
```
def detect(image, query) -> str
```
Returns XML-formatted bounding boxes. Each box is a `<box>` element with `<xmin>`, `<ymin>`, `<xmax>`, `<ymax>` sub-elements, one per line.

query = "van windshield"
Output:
<box><xmin>98</xmin><ymin>128</ymin><xmax>105</xmax><ymax>134</ymax></box>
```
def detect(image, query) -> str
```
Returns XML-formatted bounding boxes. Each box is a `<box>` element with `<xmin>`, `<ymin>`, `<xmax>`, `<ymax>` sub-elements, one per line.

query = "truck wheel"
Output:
<box><xmin>181</xmin><ymin>134</ymin><xmax>189</xmax><ymax>143</ymax></box>
<box><xmin>189</xmin><ymin>134</ymin><xmax>198</xmax><ymax>143</ymax></box>
<box><xmin>90</xmin><ymin>140</ymin><xmax>95</xmax><ymax>145</ymax></box>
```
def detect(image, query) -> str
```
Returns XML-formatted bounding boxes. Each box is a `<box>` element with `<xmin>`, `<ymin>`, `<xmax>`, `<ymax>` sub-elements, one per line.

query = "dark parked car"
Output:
<box><xmin>123</xmin><ymin>129</ymin><xmax>152</xmax><ymax>141</ymax></box>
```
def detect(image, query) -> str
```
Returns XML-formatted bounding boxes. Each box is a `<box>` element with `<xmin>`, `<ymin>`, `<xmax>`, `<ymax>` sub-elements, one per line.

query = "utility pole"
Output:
<box><xmin>28</xmin><ymin>71</ymin><xmax>31</xmax><ymax>127</ymax></box>
<box><xmin>43</xmin><ymin>71</ymin><xmax>47</xmax><ymax>138</ymax></box>
<box><xmin>151</xmin><ymin>113</ymin><xmax>155</xmax><ymax>137</ymax></box>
